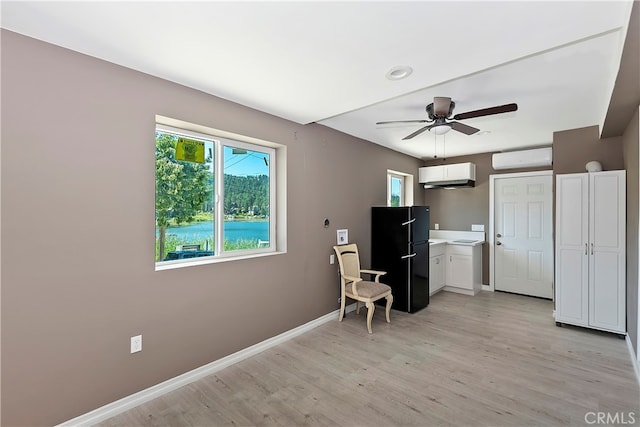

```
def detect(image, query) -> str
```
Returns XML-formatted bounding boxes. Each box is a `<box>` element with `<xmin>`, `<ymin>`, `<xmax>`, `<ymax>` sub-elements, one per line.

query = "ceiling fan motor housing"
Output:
<box><xmin>426</xmin><ymin>100</ymin><xmax>456</xmax><ymax>119</ymax></box>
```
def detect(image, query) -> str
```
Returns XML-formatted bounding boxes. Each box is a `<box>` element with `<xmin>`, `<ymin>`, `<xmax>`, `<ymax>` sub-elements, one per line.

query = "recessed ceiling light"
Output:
<box><xmin>386</xmin><ymin>66</ymin><xmax>413</xmax><ymax>80</ymax></box>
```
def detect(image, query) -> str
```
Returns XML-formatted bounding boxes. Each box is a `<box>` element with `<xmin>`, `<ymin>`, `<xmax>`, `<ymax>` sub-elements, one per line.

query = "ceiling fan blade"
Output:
<box><xmin>453</xmin><ymin>103</ymin><xmax>518</xmax><ymax>120</ymax></box>
<box><xmin>433</xmin><ymin>97</ymin><xmax>452</xmax><ymax>116</ymax></box>
<box><xmin>376</xmin><ymin>119</ymin><xmax>429</xmax><ymax>125</ymax></box>
<box><xmin>450</xmin><ymin>121</ymin><xmax>480</xmax><ymax>135</ymax></box>
<box><xmin>402</xmin><ymin>124</ymin><xmax>432</xmax><ymax>140</ymax></box>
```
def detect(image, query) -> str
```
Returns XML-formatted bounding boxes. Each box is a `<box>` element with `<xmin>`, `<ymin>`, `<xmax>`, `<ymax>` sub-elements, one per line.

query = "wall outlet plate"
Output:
<box><xmin>471</xmin><ymin>224</ymin><xmax>485</xmax><ymax>232</ymax></box>
<box><xmin>130</xmin><ymin>335</ymin><xmax>142</xmax><ymax>353</ymax></box>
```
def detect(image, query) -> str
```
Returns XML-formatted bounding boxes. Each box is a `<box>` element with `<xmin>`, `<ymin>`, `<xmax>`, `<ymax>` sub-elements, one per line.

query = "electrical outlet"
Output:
<box><xmin>130</xmin><ymin>335</ymin><xmax>142</xmax><ymax>353</ymax></box>
<box><xmin>330</xmin><ymin>254</ymin><xmax>335</xmax><ymax>265</ymax></box>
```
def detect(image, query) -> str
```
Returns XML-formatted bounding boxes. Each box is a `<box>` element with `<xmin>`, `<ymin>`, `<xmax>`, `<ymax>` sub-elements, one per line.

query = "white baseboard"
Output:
<box><xmin>57</xmin><ymin>304</ymin><xmax>356</xmax><ymax>427</ymax></box>
<box><xmin>625</xmin><ymin>334</ymin><xmax>640</xmax><ymax>388</ymax></box>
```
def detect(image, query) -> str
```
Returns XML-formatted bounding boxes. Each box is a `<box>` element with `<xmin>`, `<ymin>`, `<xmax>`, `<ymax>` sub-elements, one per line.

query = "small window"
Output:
<box><xmin>387</xmin><ymin>169</ymin><xmax>414</xmax><ymax>207</ymax></box>
<box><xmin>155</xmin><ymin>123</ymin><xmax>276</xmax><ymax>266</ymax></box>
<box><xmin>388</xmin><ymin>173</ymin><xmax>404</xmax><ymax>207</ymax></box>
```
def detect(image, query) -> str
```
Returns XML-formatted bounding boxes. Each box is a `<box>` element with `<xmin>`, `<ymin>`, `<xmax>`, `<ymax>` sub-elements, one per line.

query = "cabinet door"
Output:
<box><xmin>429</xmin><ymin>255</ymin><xmax>445</xmax><ymax>295</ymax></box>
<box><xmin>435</xmin><ymin>255</ymin><xmax>446</xmax><ymax>291</ymax></box>
<box><xmin>444</xmin><ymin>163</ymin><xmax>474</xmax><ymax>180</ymax></box>
<box><xmin>555</xmin><ymin>174</ymin><xmax>589</xmax><ymax>327</ymax></box>
<box><xmin>589</xmin><ymin>171</ymin><xmax>626</xmax><ymax>332</ymax></box>
<box><xmin>418</xmin><ymin>166</ymin><xmax>444</xmax><ymax>183</ymax></box>
<box><xmin>447</xmin><ymin>254</ymin><xmax>473</xmax><ymax>289</ymax></box>
<box><xmin>429</xmin><ymin>256</ymin><xmax>438</xmax><ymax>295</ymax></box>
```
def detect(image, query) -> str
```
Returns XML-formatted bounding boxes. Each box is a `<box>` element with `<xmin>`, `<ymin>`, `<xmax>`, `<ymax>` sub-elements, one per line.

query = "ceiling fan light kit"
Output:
<box><xmin>430</xmin><ymin>124</ymin><xmax>451</xmax><ymax>135</ymax></box>
<box><xmin>377</xmin><ymin>97</ymin><xmax>518</xmax><ymax>140</ymax></box>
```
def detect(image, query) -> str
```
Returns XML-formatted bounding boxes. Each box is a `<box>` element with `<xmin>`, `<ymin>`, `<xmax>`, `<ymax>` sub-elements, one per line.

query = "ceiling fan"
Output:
<box><xmin>376</xmin><ymin>97</ymin><xmax>518</xmax><ymax>140</ymax></box>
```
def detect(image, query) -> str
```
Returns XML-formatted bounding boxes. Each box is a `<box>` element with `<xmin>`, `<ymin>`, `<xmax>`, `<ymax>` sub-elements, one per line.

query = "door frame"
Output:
<box><xmin>488</xmin><ymin>170</ymin><xmax>554</xmax><ymax>292</ymax></box>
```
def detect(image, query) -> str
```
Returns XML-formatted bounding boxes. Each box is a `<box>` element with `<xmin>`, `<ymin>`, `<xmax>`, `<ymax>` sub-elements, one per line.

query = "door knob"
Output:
<box><xmin>496</xmin><ymin>241</ymin><xmax>502</xmax><ymax>246</ymax></box>
<box><xmin>496</xmin><ymin>233</ymin><xmax>502</xmax><ymax>238</ymax></box>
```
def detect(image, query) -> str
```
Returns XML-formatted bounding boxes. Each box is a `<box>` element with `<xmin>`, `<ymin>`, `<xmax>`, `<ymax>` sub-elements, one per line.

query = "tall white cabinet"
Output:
<box><xmin>555</xmin><ymin>171</ymin><xmax>626</xmax><ymax>335</ymax></box>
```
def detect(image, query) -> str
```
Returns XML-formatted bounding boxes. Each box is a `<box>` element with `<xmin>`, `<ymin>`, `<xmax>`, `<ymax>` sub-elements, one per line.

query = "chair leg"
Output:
<box><xmin>365</xmin><ymin>301</ymin><xmax>375</xmax><ymax>334</ymax></box>
<box><xmin>385</xmin><ymin>294</ymin><xmax>393</xmax><ymax>323</ymax></box>
<box><xmin>356</xmin><ymin>301</ymin><xmax>361</xmax><ymax>315</ymax></box>
<box><xmin>338</xmin><ymin>295</ymin><xmax>346</xmax><ymax>322</ymax></box>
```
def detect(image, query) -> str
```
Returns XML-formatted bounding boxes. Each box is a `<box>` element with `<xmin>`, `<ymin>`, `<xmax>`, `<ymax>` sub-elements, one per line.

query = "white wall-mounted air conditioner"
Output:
<box><xmin>492</xmin><ymin>147</ymin><xmax>552</xmax><ymax>170</ymax></box>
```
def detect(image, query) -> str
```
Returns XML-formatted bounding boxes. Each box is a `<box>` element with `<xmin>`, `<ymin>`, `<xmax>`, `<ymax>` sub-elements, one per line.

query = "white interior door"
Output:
<box><xmin>494</xmin><ymin>173</ymin><xmax>553</xmax><ymax>298</ymax></box>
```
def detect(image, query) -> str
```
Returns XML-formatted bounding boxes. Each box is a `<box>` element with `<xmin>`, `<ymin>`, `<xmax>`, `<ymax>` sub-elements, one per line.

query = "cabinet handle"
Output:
<box><xmin>450</xmin><ymin>256</ymin><xmax>452</xmax><ymax>262</ymax></box>
<box><xmin>436</xmin><ymin>258</ymin><xmax>440</xmax><ymax>264</ymax></box>
<box><xmin>401</xmin><ymin>253</ymin><xmax>416</xmax><ymax>259</ymax></box>
<box><xmin>591</xmin><ymin>243</ymin><xmax>594</xmax><ymax>255</ymax></box>
<box><xmin>585</xmin><ymin>243</ymin><xmax>588</xmax><ymax>255</ymax></box>
<box><xmin>402</xmin><ymin>218</ymin><xmax>416</xmax><ymax>226</ymax></box>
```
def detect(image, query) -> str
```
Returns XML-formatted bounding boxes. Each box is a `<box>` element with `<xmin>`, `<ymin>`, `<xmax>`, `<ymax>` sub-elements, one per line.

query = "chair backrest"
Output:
<box><xmin>333</xmin><ymin>243</ymin><xmax>361</xmax><ymax>280</ymax></box>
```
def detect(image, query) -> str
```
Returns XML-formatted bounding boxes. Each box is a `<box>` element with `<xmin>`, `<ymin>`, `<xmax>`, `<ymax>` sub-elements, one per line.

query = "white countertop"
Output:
<box><xmin>428</xmin><ymin>238</ymin><xmax>448</xmax><ymax>244</ymax></box>
<box><xmin>429</xmin><ymin>239</ymin><xmax>484</xmax><ymax>247</ymax></box>
<box><xmin>429</xmin><ymin>230</ymin><xmax>485</xmax><ymax>247</ymax></box>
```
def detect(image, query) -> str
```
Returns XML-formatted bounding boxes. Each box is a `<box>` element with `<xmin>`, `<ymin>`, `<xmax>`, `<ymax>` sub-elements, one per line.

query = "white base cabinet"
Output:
<box><xmin>443</xmin><ymin>244</ymin><xmax>482</xmax><ymax>296</ymax></box>
<box><xmin>555</xmin><ymin>171</ymin><xmax>626</xmax><ymax>335</ymax></box>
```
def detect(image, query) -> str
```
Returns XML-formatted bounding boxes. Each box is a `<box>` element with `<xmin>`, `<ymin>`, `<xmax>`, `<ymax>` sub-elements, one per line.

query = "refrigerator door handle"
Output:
<box><xmin>401</xmin><ymin>253</ymin><xmax>417</xmax><ymax>259</ymax></box>
<box><xmin>401</xmin><ymin>218</ymin><xmax>416</xmax><ymax>226</ymax></box>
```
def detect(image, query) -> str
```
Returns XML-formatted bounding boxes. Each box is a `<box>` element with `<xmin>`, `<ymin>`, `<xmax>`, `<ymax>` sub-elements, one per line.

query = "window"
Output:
<box><xmin>388</xmin><ymin>173</ymin><xmax>404</xmax><ymax>207</ymax></box>
<box><xmin>387</xmin><ymin>169</ymin><xmax>414</xmax><ymax>207</ymax></box>
<box><xmin>155</xmin><ymin>123</ymin><xmax>277</xmax><ymax>267</ymax></box>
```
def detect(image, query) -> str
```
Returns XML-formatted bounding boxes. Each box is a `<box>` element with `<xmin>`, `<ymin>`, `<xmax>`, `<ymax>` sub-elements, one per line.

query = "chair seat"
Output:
<box><xmin>346</xmin><ymin>280</ymin><xmax>391</xmax><ymax>299</ymax></box>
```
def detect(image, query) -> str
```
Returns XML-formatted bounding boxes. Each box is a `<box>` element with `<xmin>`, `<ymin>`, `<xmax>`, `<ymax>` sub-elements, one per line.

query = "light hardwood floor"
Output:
<box><xmin>98</xmin><ymin>291</ymin><xmax>640</xmax><ymax>426</ymax></box>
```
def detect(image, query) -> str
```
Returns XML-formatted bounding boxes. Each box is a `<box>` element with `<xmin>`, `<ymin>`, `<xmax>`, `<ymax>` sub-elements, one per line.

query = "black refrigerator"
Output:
<box><xmin>371</xmin><ymin>206</ymin><xmax>430</xmax><ymax>313</ymax></box>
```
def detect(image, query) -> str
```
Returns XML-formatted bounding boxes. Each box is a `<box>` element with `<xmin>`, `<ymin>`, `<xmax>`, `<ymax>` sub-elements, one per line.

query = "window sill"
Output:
<box><xmin>155</xmin><ymin>250</ymin><xmax>286</xmax><ymax>271</ymax></box>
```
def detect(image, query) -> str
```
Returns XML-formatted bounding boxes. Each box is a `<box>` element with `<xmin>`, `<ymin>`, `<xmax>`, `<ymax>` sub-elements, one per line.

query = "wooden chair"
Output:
<box><xmin>333</xmin><ymin>243</ymin><xmax>393</xmax><ymax>333</ymax></box>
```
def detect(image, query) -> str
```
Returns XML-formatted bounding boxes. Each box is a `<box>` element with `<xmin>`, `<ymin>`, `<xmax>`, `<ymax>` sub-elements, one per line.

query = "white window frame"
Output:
<box><xmin>155</xmin><ymin>117</ymin><xmax>285</xmax><ymax>271</ymax></box>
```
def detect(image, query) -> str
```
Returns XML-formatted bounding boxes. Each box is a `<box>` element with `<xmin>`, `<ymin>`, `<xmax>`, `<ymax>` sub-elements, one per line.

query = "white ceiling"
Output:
<box><xmin>1</xmin><ymin>1</ymin><xmax>634</xmax><ymax>159</ymax></box>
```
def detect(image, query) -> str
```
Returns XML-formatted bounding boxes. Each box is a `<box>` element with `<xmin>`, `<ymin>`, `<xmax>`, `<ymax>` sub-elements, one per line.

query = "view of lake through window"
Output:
<box><xmin>155</xmin><ymin>128</ymin><xmax>272</xmax><ymax>263</ymax></box>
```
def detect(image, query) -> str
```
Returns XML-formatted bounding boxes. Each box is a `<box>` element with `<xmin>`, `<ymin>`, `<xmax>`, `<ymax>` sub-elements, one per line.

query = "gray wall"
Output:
<box><xmin>0</xmin><ymin>30</ymin><xmax>423</xmax><ymax>426</ymax></box>
<box><xmin>623</xmin><ymin>108</ymin><xmax>640</xmax><ymax>354</ymax></box>
<box><xmin>553</xmin><ymin>125</ymin><xmax>624</xmax><ymax>173</ymax></box>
